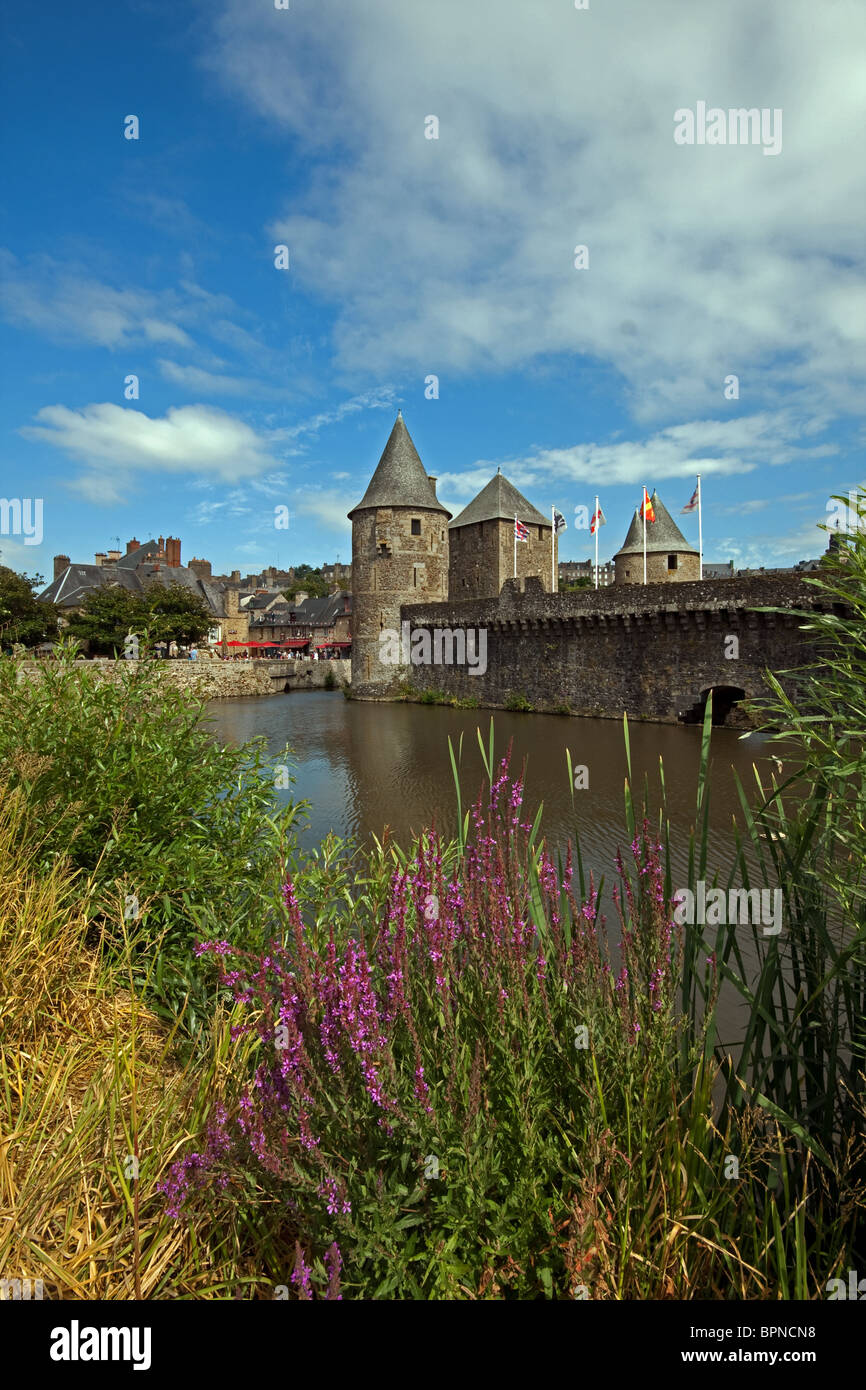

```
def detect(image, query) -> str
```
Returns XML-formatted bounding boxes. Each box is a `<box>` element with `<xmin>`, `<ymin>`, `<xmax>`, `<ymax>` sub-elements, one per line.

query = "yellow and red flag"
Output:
<box><xmin>640</xmin><ymin>487</ymin><xmax>655</xmax><ymax>523</ymax></box>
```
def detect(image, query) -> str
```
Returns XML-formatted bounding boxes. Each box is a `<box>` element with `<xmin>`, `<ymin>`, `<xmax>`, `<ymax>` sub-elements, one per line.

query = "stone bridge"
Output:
<box><xmin>399</xmin><ymin>575</ymin><xmax>830</xmax><ymax>726</ymax></box>
<box><xmin>261</xmin><ymin>658</ymin><xmax>351</xmax><ymax>692</ymax></box>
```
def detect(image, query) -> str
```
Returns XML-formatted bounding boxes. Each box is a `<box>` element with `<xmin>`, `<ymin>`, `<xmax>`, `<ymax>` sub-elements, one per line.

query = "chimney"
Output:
<box><xmin>54</xmin><ymin>554</ymin><xmax>70</xmax><ymax>579</ymax></box>
<box><xmin>94</xmin><ymin>551</ymin><xmax>107</xmax><ymax>566</ymax></box>
<box><xmin>126</xmin><ymin>537</ymin><xmax>140</xmax><ymax>554</ymax></box>
<box><xmin>106</xmin><ymin>550</ymin><xmax>121</xmax><ymax>564</ymax></box>
<box><xmin>165</xmin><ymin>536</ymin><xmax>181</xmax><ymax>568</ymax></box>
<box><xmin>427</xmin><ymin>476</ymin><xmax>438</xmax><ymax>496</ymax></box>
<box><xmin>158</xmin><ymin>536</ymin><xmax>165</xmax><ymax>557</ymax></box>
<box><xmin>224</xmin><ymin>586</ymin><xmax>239</xmax><ymax>617</ymax></box>
<box><xmin>231</xmin><ymin>570</ymin><xmax>240</xmax><ymax>584</ymax></box>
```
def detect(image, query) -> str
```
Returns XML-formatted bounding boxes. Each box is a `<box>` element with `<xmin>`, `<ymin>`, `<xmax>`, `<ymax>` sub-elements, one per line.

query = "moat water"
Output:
<box><xmin>207</xmin><ymin>691</ymin><xmax>794</xmax><ymax>1048</ymax></box>
<box><xmin>206</xmin><ymin>690</ymin><xmax>785</xmax><ymax>884</ymax></box>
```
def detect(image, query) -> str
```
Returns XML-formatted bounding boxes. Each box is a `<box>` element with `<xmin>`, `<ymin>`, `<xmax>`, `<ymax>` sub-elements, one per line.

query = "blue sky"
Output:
<box><xmin>1</xmin><ymin>0</ymin><xmax>864</xmax><ymax>581</ymax></box>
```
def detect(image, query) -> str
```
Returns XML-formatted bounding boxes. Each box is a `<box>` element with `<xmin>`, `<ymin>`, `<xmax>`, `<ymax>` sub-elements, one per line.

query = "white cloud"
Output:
<box><xmin>0</xmin><ymin>536</ymin><xmax>47</xmax><ymax>571</ymax></box>
<box><xmin>158</xmin><ymin>359</ymin><xmax>277</xmax><ymax>397</ymax></box>
<box><xmin>440</xmin><ymin>410</ymin><xmax>833</xmax><ymax>501</ymax></box>
<box><xmin>0</xmin><ymin>254</ymin><xmax>195</xmax><ymax>350</ymax></box>
<box><xmin>294</xmin><ymin>488</ymin><xmax>356</xmax><ymax>534</ymax></box>
<box><xmin>715</xmin><ymin>516</ymin><xmax>829</xmax><ymax>569</ymax></box>
<box><xmin>203</xmin><ymin>0</ymin><xmax>866</xmax><ymax>419</ymax></box>
<box><xmin>268</xmin><ymin>387</ymin><xmax>397</xmax><ymax>443</ymax></box>
<box><xmin>21</xmin><ymin>402</ymin><xmax>283</xmax><ymax>502</ymax></box>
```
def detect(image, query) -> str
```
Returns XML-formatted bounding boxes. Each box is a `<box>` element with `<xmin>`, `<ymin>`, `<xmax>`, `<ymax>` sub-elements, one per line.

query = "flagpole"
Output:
<box><xmin>697</xmin><ymin>474</ymin><xmax>703</xmax><ymax>579</ymax></box>
<box><xmin>643</xmin><ymin>487</ymin><xmax>647</xmax><ymax>585</ymax></box>
<box><xmin>514</xmin><ymin>513</ymin><xmax>517</xmax><ymax>580</ymax></box>
<box><xmin>594</xmin><ymin>495</ymin><xmax>599</xmax><ymax>589</ymax></box>
<box><xmin>551</xmin><ymin>507</ymin><xmax>555</xmax><ymax>593</ymax></box>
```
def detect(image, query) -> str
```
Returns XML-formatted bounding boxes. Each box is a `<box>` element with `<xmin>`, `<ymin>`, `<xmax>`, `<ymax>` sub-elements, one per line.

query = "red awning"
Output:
<box><xmin>226</xmin><ymin>641</ymin><xmax>250</xmax><ymax>647</ymax></box>
<box><xmin>315</xmin><ymin>641</ymin><xmax>352</xmax><ymax>649</ymax></box>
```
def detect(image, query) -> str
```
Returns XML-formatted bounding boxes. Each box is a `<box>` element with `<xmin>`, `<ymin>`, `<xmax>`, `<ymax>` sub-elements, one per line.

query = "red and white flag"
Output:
<box><xmin>514</xmin><ymin>518</ymin><xmax>529</xmax><ymax>542</ymax></box>
<box><xmin>590</xmin><ymin>502</ymin><xmax>606</xmax><ymax>535</ymax></box>
<box><xmin>681</xmin><ymin>483</ymin><xmax>700</xmax><ymax>514</ymax></box>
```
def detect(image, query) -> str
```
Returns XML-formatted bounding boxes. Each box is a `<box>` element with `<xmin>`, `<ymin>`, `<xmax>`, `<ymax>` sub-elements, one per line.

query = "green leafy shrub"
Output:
<box><xmin>0</xmin><ymin>644</ymin><xmax>306</xmax><ymax>1030</ymax></box>
<box><xmin>504</xmin><ymin>691</ymin><xmax>534</xmax><ymax>712</ymax></box>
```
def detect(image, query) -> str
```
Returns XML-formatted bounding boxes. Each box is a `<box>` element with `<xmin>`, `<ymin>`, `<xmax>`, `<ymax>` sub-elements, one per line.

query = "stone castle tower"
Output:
<box><xmin>612</xmin><ymin>490</ymin><xmax>700</xmax><ymax>585</ymax></box>
<box><xmin>349</xmin><ymin>412</ymin><xmax>451</xmax><ymax>696</ymax></box>
<box><xmin>448</xmin><ymin>470</ymin><xmax>555</xmax><ymax>599</ymax></box>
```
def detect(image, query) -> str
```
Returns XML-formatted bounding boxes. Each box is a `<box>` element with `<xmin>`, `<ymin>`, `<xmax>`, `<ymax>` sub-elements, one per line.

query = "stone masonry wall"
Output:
<box><xmin>400</xmin><ymin>575</ymin><xmax>827</xmax><ymax>724</ymax></box>
<box><xmin>615</xmin><ymin>549</ymin><xmax>701</xmax><ymax>585</ymax></box>
<box><xmin>280</xmin><ymin>659</ymin><xmax>351</xmax><ymax>691</ymax></box>
<box><xmin>449</xmin><ymin>519</ymin><xmax>556</xmax><ymax>600</ymax></box>
<box><xmin>16</xmin><ymin>658</ymin><xmax>278</xmax><ymax>699</ymax></box>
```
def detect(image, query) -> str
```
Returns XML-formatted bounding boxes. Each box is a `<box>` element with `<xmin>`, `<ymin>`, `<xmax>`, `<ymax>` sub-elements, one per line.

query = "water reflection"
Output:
<box><xmin>205</xmin><ymin>692</ymin><xmax>784</xmax><ymax>888</ymax></box>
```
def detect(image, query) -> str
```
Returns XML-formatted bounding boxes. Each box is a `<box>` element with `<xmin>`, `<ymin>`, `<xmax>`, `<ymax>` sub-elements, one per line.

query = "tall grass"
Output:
<box><xmin>0</xmin><ymin>781</ymin><xmax>301</xmax><ymax>1297</ymax></box>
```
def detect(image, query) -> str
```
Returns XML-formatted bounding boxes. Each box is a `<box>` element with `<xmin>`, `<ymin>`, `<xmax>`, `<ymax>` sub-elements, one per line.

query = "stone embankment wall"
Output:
<box><xmin>278</xmin><ymin>659</ymin><xmax>351</xmax><ymax>691</ymax></box>
<box><xmin>16</xmin><ymin>658</ymin><xmax>278</xmax><ymax>699</ymax></box>
<box><xmin>15</xmin><ymin>657</ymin><xmax>353</xmax><ymax>699</ymax></box>
<box><xmin>396</xmin><ymin>575</ymin><xmax>829</xmax><ymax>725</ymax></box>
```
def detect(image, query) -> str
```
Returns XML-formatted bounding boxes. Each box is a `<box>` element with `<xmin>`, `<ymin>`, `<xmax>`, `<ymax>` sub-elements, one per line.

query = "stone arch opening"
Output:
<box><xmin>679</xmin><ymin>684</ymin><xmax>747</xmax><ymax>726</ymax></box>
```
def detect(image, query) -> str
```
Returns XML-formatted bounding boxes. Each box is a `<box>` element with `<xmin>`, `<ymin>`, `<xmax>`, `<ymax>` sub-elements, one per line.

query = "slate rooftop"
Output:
<box><xmin>450</xmin><ymin>471</ymin><xmax>550</xmax><ymax>531</ymax></box>
<box><xmin>348</xmin><ymin>413</ymin><xmax>451</xmax><ymax>519</ymax></box>
<box><xmin>613</xmin><ymin>491</ymin><xmax>698</xmax><ymax>558</ymax></box>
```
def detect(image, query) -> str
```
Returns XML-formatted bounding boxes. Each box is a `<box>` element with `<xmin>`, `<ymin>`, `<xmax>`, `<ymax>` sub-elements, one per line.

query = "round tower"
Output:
<box><xmin>349</xmin><ymin>412</ymin><xmax>451</xmax><ymax>696</ymax></box>
<box><xmin>613</xmin><ymin>490</ymin><xmax>700</xmax><ymax>585</ymax></box>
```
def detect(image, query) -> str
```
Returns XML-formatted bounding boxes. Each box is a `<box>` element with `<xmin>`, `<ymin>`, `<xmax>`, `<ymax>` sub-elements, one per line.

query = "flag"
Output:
<box><xmin>590</xmin><ymin>503</ymin><xmax>606</xmax><ymax>534</ymax></box>
<box><xmin>640</xmin><ymin>487</ymin><xmax>655</xmax><ymax>523</ymax></box>
<box><xmin>681</xmin><ymin>483</ymin><xmax>699</xmax><ymax>514</ymax></box>
<box><xmin>553</xmin><ymin>508</ymin><xmax>567</xmax><ymax>534</ymax></box>
<box><xmin>514</xmin><ymin>518</ymin><xmax>529</xmax><ymax>543</ymax></box>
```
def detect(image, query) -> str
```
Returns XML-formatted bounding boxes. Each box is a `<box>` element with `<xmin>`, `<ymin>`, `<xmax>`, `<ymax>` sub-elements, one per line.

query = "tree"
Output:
<box><xmin>283</xmin><ymin>565</ymin><xmax>329</xmax><ymax>600</ymax></box>
<box><xmin>65</xmin><ymin>587</ymin><xmax>144</xmax><ymax>655</ymax></box>
<box><xmin>0</xmin><ymin>566</ymin><xmax>59</xmax><ymax>648</ymax></box>
<box><xmin>65</xmin><ymin>581</ymin><xmax>214</xmax><ymax>654</ymax></box>
<box><xmin>143</xmin><ymin>583</ymin><xmax>213</xmax><ymax>644</ymax></box>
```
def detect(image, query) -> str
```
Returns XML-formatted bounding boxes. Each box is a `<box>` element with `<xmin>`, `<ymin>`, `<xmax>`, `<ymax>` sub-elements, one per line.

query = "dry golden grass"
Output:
<box><xmin>0</xmin><ymin>782</ymin><xmax>276</xmax><ymax>1300</ymax></box>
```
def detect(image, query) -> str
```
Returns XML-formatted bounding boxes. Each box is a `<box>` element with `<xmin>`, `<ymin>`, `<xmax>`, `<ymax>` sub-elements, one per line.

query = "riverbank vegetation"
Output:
<box><xmin>1</xmin><ymin>509</ymin><xmax>863</xmax><ymax>1298</ymax></box>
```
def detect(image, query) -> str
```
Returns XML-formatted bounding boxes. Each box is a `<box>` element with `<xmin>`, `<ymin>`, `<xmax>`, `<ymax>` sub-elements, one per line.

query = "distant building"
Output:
<box><xmin>613</xmin><ymin>491</ymin><xmax>700</xmax><ymax>585</ymax></box>
<box><xmin>558</xmin><ymin>558</ymin><xmax>614</xmax><ymax>588</ymax></box>
<box><xmin>40</xmin><ymin>536</ymin><xmax>247</xmax><ymax>648</ymax></box>
<box><xmin>702</xmin><ymin>561</ymin><xmax>734</xmax><ymax>579</ymax></box>
<box><xmin>248</xmin><ymin>591</ymin><xmax>352</xmax><ymax>654</ymax></box>
<box><xmin>322</xmin><ymin>561</ymin><xmax>351</xmax><ymax>588</ymax></box>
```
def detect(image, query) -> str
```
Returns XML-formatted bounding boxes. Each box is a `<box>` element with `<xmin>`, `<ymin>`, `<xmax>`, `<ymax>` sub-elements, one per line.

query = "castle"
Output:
<box><xmin>349</xmin><ymin>412</ymin><xmax>557</xmax><ymax>695</ymax></box>
<box><xmin>349</xmin><ymin>413</ymin><xmax>707</xmax><ymax>697</ymax></box>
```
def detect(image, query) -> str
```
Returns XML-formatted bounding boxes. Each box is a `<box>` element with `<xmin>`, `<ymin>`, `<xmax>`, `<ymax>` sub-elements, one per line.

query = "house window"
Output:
<box><xmin>378</xmin><ymin>542</ymin><xmax>388</xmax><ymax>556</ymax></box>
<box><xmin>668</xmin><ymin>554</ymin><xmax>678</xmax><ymax>571</ymax></box>
<box><xmin>411</xmin><ymin>519</ymin><xmax>421</xmax><ymax>536</ymax></box>
<box><xmin>538</xmin><ymin>526</ymin><xmax>543</xmax><ymax>540</ymax></box>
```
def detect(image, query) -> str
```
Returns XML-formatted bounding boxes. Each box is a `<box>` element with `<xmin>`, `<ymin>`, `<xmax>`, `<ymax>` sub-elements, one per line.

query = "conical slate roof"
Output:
<box><xmin>449</xmin><ymin>471</ymin><xmax>550</xmax><ymax>530</ymax></box>
<box><xmin>348</xmin><ymin>413</ymin><xmax>451</xmax><ymax>519</ymax></box>
<box><xmin>613</xmin><ymin>490</ymin><xmax>698</xmax><ymax>558</ymax></box>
